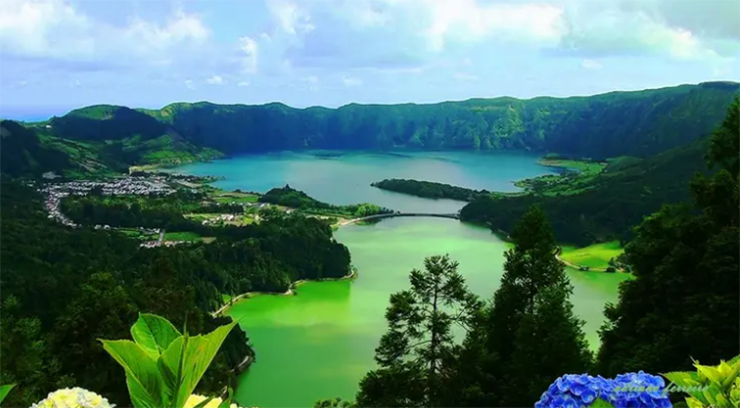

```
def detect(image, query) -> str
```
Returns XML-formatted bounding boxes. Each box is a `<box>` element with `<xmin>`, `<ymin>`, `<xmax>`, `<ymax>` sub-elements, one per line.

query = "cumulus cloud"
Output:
<box><xmin>265</xmin><ymin>0</ymin><xmax>315</xmax><ymax>36</ymax></box>
<box><xmin>342</xmin><ymin>76</ymin><xmax>362</xmax><ymax>86</ymax></box>
<box><xmin>239</xmin><ymin>36</ymin><xmax>259</xmax><ymax>74</ymax></box>
<box><xmin>206</xmin><ymin>75</ymin><xmax>224</xmax><ymax>85</ymax></box>
<box><xmin>237</xmin><ymin>80</ymin><xmax>250</xmax><ymax>87</ymax></box>
<box><xmin>184</xmin><ymin>79</ymin><xmax>195</xmax><ymax>90</ymax></box>
<box><xmin>0</xmin><ymin>0</ymin><xmax>211</xmax><ymax>70</ymax></box>
<box><xmin>581</xmin><ymin>59</ymin><xmax>603</xmax><ymax>70</ymax></box>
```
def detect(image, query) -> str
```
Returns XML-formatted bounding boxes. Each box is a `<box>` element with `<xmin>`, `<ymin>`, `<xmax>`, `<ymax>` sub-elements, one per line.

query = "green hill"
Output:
<box><xmin>50</xmin><ymin>81</ymin><xmax>739</xmax><ymax>160</ymax></box>
<box><xmin>0</xmin><ymin>120</ymin><xmax>72</xmax><ymax>177</ymax></box>
<box><xmin>459</xmin><ymin>135</ymin><xmax>714</xmax><ymax>246</ymax></box>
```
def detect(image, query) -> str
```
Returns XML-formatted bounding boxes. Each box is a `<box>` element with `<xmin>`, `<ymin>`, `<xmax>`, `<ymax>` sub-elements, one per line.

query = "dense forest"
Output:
<box><xmin>18</xmin><ymin>82</ymin><xmax>734</xmax><ymax>166</ymax></box>
<box><xmin>459</xmin><ymin>133</ymin><xmax>716</xmax><ymax>246</ymax></box>
<box><xmin>0</xmin><ymin>178</ymin><xmax>352</xmax><ymax>407</ymax></box>
<box><xmin>371</xmin><ymin>179</ymin><xmax>490</xmax><ymax>202</ymax></box>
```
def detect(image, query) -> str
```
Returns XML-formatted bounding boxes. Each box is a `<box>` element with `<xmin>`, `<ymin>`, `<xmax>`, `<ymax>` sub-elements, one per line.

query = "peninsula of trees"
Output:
<box><xmin>370</xmin><ymin>179</ymin><xmax>491</xmax><ymax>202</ymax></box>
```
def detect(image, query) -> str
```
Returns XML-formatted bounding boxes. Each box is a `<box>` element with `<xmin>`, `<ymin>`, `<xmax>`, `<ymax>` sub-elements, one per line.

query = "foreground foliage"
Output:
<box><xmin>596</xmin><ymin>96</ymin><xmax>739</xmax><ymax>377</ymax></box>
<box><xmin>100</xmin><ymin>314</ymin><xmax>235</xmax><ymax>408</ymax></box>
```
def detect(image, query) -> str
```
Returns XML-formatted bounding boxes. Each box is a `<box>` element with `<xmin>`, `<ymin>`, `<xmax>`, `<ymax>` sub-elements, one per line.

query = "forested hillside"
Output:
<box><xmin>0</xmin><ymin>178</ymin><xmax>352</xmax><ymax>408</ymax></box>
<box><xmin>460</xmin><ymin>135</ymin><xmax>714</xmax><ymax>246</ymax></box>
<box><xmin>39</xmin><ymin>81</ymin><xmax>738</xmax><ymax>160</ymax></box>
<box><xmin>0</xmin><ymin>120</ymin><xmax>72</xmax><ymax>177</ymax></box>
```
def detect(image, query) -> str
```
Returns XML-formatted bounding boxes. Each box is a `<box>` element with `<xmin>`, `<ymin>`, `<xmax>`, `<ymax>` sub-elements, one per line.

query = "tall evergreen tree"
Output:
<box><xmin>596</xmin><ymin>96</ymin><xmax>740</xmax><ymax>376</ymax></box>
<box><xmin>462</xmin><ymin>206</ymin><xmax>592</xmax><ymax>406</ymax></box>
<box><xmin>356</xmin><ymin>255</ymin><xmax>482</xmax><ymax>408</ymax></box>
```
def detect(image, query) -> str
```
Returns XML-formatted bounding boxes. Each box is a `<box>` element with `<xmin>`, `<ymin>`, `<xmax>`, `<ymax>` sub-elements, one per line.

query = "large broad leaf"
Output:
<box><xmin>590</xmin><ymin>398</ymin><xmax>615</xmax><ymax>408</ymax></box>
<box><xmin>131</xmin><ymin>313</ymin><xmax>182</xmax><ymax>359</ymax></box>
<box><xmin>664</xmin><ymin>371</ymin><xmax>701</xmax><ymax>388</ymax></box>
<box><xmin>101</xmin><ymin>339</ymin><xmax>165</xmax><ymax>408</ymax></box>
<box><xmin>162</xmin><ymin>322</ymin><xmax>236</xmax><ymax>408</ymax></box>
<box><xmin>158</xmin><ymin>336</ymin><xmax>185</xmax><ymax>407</ymax></box>
<box><xmin>0</xmin><ymin>384</ymin><xmax>15</xmax><ymax>406</ymax></box>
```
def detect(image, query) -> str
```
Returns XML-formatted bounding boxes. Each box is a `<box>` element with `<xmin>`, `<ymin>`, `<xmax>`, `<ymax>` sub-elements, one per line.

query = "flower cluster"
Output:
<box><xmin>184</xmin><ymin>394</ymin><xmax>245</xmax><ymax>408</ymax></box>
<box><xmin>536</xmin><ymin>371</ymin><xmax>672</xmax><ymax>408</ymax></box>
<box><xmin>30</xmin><ymin>388</ymin><xmax>114</xmax><ymax>408</ymax></box>
<box><xmin>611</xmin><ymin>371</ymin><xmax>672</xmax><ymax>408</ymax></box>
<box><xmin>536</xmin><ymin>374</ymin><xmax>615</xmax><ymax>408</ymax></box>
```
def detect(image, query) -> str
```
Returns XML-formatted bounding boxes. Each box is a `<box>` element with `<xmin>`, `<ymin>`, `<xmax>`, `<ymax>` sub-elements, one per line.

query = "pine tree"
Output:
<box><xmin>355</xmin><ymin>255</ymin><xmax>482</xmax><ymax>407</ymax></box>
<box><xmin>597</xmin><ymin>96</ymin><xmax>740</xmax><ymax>376</ymax></box>
<box><xmin>463</xmin><ymin>206</ymin><xmax>592</xmax><ymax>406</ymax></box>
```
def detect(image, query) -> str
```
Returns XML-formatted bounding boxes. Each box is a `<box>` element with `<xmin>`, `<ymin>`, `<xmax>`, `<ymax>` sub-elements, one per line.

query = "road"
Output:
<box><xmin>157</xmin><ymin>229</ymin><xmax>165</xmax><ymax>245</ymax></box>
<box><xmin>338</xmin><ymin>212</ymin><xmax>460</xmax><ymax>226</ymax></box>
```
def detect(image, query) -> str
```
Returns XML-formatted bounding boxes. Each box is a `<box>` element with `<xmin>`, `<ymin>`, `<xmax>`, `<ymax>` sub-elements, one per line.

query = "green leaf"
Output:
<box><xmin>131</xmin><ymin>313</ymin><xmax>182</xmax><ymax>359</ymax></box>
<box><xmin>100</xmin><ymin>339</ymin><xmax>165</xmax><ymax>408</ymax></box>
<box><xmin>686</xmin><ymin>396</ymin><xmax>705</xmax><ymax>408</ymax></box>
<box><xmin>590</xmin><ymin>397</ymin><xmax>616</xmax><ymax>408</ymax></box>
<box><xmin>168</xmin><ymin>322</ymin><xmax>237</xmax><ymax>408</ymax></box>
<box><xmin>665</xmin><ymin>371</ymin><xmax>701</xmax><ymax>387</ymax></box>
<box><xmin>696</xmin><ymin>364</ymin><xmax>725</xmax><ymax>387</ymax></box>
<box><xmin>193</xmin><ymin>396</ymin><xmax>216</xmax><ymax>408</ymax></box>
<box><xmin>728</xmin><ymin>354</ymin><xmax>740</xmax><ymax>367</ymax></box>
<box><xmin>0</xmin><ymin>384</ymin><xmax>15</xmax><ymax>406</ymax></box>
<box><xmin>218</xmin><ymin>387</ymin><xmax>234</xmax><ymax>408</ymax></box>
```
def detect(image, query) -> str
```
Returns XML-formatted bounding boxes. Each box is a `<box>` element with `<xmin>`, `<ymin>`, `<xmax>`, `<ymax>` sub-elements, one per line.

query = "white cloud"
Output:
<box><xmin>0</xmin><ymin>0</ymin><xmax>92</xmax><ymax>58</ymax></box>
<box><xmin>206</xmin><ymin>75</ymin><xmax>224</xmax><ymax>85</ymax></box>
<box><xmin>581</xmin><ymin>59</ymin><xmax>602</xmax><ymax>70</ymax></box>
<box><xmin>184</xmin><ymin>79</ymin><xmax>195</xmax><ymax>90</ymax></box>
<box><xmin>453</xmin><ymin>73</ymin><xmax>478</xmax><ymax>81</ymax></box>
<box><xmin>124</xmin><ymin>8</ymin><xmax>209</xmax><ymax>52</ymax></box>
<box><xmin>266</xmin><ymin>0</ymin><xmax>315</xmax><ymax>36</ymax></box>
<box><xmin>342</xmin><ymin>76</ymin><xmax>362</xmax><ymax>87</ymax></box>
<box><xmin>239</xmin><ymin>36</ymin><xmax>259</xmax><ymax>74</ymax></box>
<box><xmin>0</xmin><ymin>0</ymin><xmax>211</xmax><ymax>64</ymax></box>
<box><xmin>423</xmin><ymin>0</ymin><xmax>566</xmax><ymax>52</ymax></box>
<box><xmin>237</xmin><ymin>80</ymin><xmax>251</xmax><ymax>87</ymax></box>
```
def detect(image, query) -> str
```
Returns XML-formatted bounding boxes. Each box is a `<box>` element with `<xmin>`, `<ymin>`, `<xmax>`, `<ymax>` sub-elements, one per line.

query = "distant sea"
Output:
<box><xmin>0</xmin><ymin>106</ymin><xmax>69</xmax><ymax>122</ymax></box>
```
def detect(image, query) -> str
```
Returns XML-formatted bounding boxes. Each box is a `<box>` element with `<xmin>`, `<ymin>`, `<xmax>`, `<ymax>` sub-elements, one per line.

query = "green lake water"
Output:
<box><xmin>176</xmin><ymin>151</ymin><xmax>632</xmax><ymax>408</ymax></box>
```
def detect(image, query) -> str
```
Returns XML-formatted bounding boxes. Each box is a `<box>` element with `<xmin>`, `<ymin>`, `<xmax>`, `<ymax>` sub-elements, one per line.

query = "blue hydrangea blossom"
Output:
<box><xmin>535</xmin><ymin>372</ymin><xmax>672</xmax><ymax>408</ymax></box>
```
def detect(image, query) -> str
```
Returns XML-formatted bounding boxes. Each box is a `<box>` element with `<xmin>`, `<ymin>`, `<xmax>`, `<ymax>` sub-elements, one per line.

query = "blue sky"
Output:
<box><xmin>1</xmin><ymin>0</ymin><xmax>739</xmax><ymax>119</ymax></box>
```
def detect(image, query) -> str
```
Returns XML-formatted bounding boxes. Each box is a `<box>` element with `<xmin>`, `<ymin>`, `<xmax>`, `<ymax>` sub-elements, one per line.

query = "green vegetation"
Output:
<box><xmin>354</xmin><ymin>206</ymin><xmax>593</xmax><ymax>407</ymax></box>
<box><xmin>596</xmin><ymin>95</ymin><xmax>739</xmax><ymax>378</ymax></box>
<box><xmin>100</xmin><ymin>313</ymin><xmax>236</xmax><ymax>408</ymax></box>
<box><xmin>515</xmin><ymin>157</ymin><xmax>607</xmax><ymax>196</ymax></box>
<box><xmin>0</xmin><ymin>384</ymin><xmax>15</xmax><ymax>406</ymax></box>
<box><xmin>560</xmin><ymin>241</ymin><xmax>623</xmax><ymax>269</ymax></box>
<box><xmin>260</xmin><ymin>185</ymin><xmax>393</xmax><ymax>218</ymax></box>
<box><xmin>0</xmin><ymin>177</ymin><xmax>352</xmax><ymax>407</ymax></box>
<box><xmin>460</xmin><ymin>133</ymin><xmax>716</xmax><ymax>246</ymax></box>
<box><xmin>60</xmin><ymin>189</ymin><xmax>242</xmax><ymax>232</ymax></box>
<box><xmin>163</xmin><ymin>231</ymin><xmax>202</xmax><ymax>241</ymax></box>
<box><xmin>664</xmin><ymin>356</ymin><xmax>740</xmax><ymax>407</ymax></box>
<box><xmin>17</xmin><ymin>82</ymin><xmax>735</xmax><ymax>164</ymax></box>
<box><xmin>371</xmin><ymin>179</ymin><xmax>491</xmax><ymax>201</ymax></box>
<box><xmin>0</xmin><ymin>120</ymin><xmax>72</xmax><ymax>177</ymax></box>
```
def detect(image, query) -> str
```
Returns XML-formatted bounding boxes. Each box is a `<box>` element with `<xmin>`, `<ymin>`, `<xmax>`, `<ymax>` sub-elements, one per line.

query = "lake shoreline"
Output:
<box><xmin>212</xmin><ymin>267</ymin><xmax>358</xmax><ymax>317</ymax></box>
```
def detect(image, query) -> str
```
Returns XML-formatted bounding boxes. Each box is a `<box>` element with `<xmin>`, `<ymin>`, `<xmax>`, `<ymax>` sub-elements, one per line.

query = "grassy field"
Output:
<box><xmin>560</xmin><ymin>241</ymin><xmax>623</xmax><ymax>269</ymax></box>
<box><xmin>212</xmin><ymin>194</ymin><xmax>259</xmax><ymax>204</ymax></box>
<box><xmin>163</xmin><ymin>231</ymin><xmax>202</xmax><ymax>242</ymax></box>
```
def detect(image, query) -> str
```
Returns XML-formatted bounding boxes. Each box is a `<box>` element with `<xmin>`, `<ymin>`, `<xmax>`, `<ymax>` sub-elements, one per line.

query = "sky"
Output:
<box><xmin>1</xmin><ymin>0</ymin><xmax>739</xmax><ymax>119</ymax></box>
